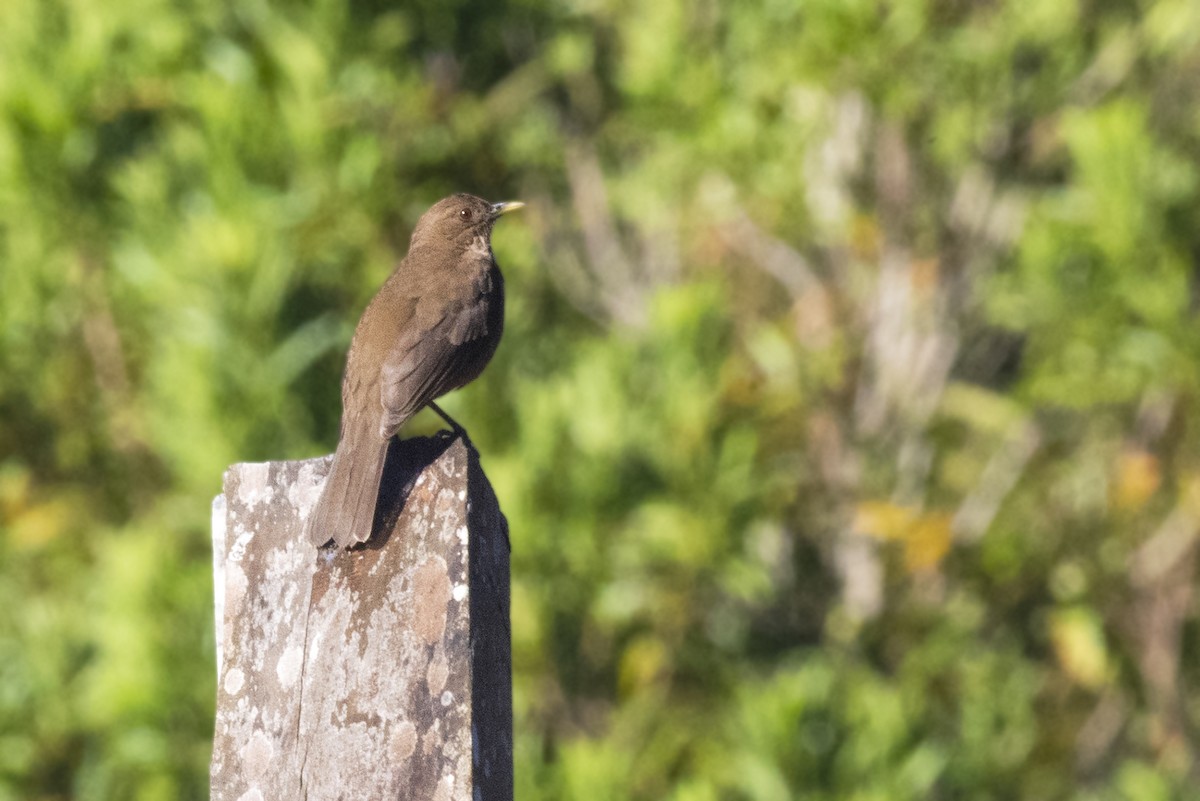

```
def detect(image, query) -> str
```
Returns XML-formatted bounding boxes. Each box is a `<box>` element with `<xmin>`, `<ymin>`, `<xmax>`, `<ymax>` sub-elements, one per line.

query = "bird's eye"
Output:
<box><xmin>459</xmin><ymin>208</ymin><xmax>472</xmax><ymax>221</ymax></box>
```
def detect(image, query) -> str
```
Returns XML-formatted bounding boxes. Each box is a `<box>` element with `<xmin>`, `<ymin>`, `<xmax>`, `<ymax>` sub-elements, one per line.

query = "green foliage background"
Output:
<box><xmin>3</xmin><ymin>0</ymin><xmax>1200</xmax><ymax>798</ymax></box>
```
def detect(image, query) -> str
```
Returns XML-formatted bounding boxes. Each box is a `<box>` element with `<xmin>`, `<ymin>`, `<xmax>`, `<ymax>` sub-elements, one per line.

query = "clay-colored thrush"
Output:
<box><xmin>307</xmin><ymin>193</ymin><xmax>523</xmax><ymax>548</ymax></box>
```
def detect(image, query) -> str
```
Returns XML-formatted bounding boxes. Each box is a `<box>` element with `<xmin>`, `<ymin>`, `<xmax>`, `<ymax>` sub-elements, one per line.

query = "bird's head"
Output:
<box><xmin>409</xmin><ymin>193</ymin><xmax>524</xmax><ymax>255</ymax></box>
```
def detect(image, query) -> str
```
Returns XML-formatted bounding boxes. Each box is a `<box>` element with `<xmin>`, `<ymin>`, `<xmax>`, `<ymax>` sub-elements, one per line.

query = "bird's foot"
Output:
<box><xmin>427</xmin><ymin>401</ymin><xmax>470</xmax><ymax>444</ymax></box>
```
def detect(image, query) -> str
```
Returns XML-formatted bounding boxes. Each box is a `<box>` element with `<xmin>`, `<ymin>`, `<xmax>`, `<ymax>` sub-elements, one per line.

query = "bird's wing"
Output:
<box><xmin>377</xmin><ymin>294</ymin><xmax>490</xmax><ymax>436</ymax></box>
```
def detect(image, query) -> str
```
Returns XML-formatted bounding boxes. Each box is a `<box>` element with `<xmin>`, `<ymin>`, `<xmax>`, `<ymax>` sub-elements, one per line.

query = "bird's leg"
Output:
<box><xmin>427</xmin><ymin>401</ymin><xmax>468</xmax><ymax>441</ymax></box>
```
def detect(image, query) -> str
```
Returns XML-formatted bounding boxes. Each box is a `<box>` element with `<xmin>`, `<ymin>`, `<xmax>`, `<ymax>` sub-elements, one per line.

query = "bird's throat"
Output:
<box><xmin>467</xmin><ymin>234</ymin><xmax>492</xmax><ymax>260</ymax></box>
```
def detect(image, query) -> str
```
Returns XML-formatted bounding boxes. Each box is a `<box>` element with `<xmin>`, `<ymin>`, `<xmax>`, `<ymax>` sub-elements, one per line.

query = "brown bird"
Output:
<box><xmin>307</xmin><ymin>193</ymin><xmax>523</xmax><ymax>548</ymax></box>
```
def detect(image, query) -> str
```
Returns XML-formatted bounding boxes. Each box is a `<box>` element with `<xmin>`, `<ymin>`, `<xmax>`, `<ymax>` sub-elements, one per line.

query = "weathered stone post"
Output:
<box><xmin>209</xmin><ymin>435</ymin><xmax>511</xmax><ymax>801</ymax></box>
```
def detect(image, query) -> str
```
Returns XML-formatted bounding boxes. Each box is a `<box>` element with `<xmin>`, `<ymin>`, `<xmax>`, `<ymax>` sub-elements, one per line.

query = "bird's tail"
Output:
<box><xmin>306</xmin><ymin>414</ymin><xmax>389</xmax><ymax>548</ymax></box>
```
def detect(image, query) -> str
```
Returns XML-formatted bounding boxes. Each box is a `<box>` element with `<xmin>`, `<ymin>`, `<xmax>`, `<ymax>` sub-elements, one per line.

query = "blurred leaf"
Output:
<box><xmin>1049</xmin><ymin>607</ymin><xmax>1110</xmax><ymax>690</ymax></box>
<box><xmin>855</xmin><ymin>502</ymin><xmax>953</xmax><ymax>572</ymax></box>
<box><xmin>1112</xmin><ymin>450</ymin><xmax>1162</xmax><ymax>511</ymax></box>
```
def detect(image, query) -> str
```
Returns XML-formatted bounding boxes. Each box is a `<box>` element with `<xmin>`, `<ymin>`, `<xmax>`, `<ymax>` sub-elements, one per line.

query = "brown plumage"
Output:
<box><xmin>306</xmin><ymin>193</ymin><xmax>523</xmax><ymax>548</ymax></box>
